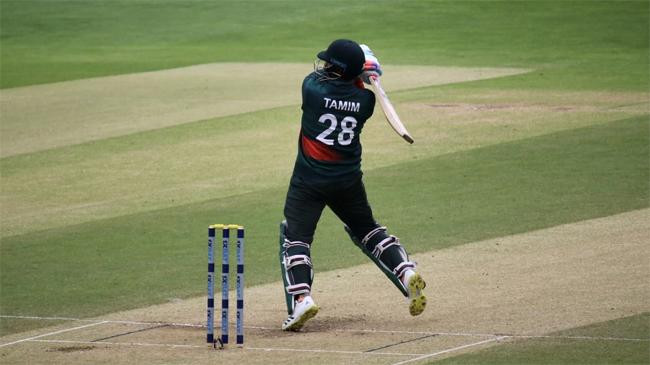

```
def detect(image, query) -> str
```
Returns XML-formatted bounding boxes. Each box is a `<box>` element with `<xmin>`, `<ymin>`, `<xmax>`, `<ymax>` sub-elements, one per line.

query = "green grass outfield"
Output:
<box><xmin>0</xmin><ymin>0</ymin><xmax>648</xmax><ymax>362</ymax></box>
<box><xmin>1</xmin><ymin>0</ymin><xmax>647</xmax><ymax>90</ymax></box>
<box><xmin>2</xmin><ymin>116</ymin><xmax>646</xmax><ymax>322</ymax></box>
<box><xmin>433</xmin><ymin>313</ymin><xmax>650</xmax><ymax>365</ymax></box>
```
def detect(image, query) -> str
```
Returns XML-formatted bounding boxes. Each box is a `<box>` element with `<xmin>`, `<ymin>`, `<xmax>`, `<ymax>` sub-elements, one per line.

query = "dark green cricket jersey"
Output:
<box><xmin>292</xmin><ymin>72</ymin><xmax>375</xmax><ymax>182</ymax></box>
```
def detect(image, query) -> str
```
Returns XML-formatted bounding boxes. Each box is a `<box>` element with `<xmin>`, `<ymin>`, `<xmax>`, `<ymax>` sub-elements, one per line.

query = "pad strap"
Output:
<box><xmin>286</xmin><ymin>283</ymin><xmax>311</xmax><ymax>295</ymax></box>
<box><xmin>361</xmin><ymin>226</ymin><xmax>387</xmax><ymax>246</ymax></box>
<box><xmin>283</xmin><ymin>239</ymin><xmax>311</xmax><ymax>249</ymax></box>
<box><xmin>285</xmin><ymin>254</ymin><xmax>312</xmax><ymax>271</ymax></box>
<box><xmin>371</xmin><ymin>236</ymin><xmax>400</xmax><ymax>259</ymax></box>
<box><xmin>393</xmin><ymin>261</ymin><xmax>416</xmax><ymax>278</ymax></box>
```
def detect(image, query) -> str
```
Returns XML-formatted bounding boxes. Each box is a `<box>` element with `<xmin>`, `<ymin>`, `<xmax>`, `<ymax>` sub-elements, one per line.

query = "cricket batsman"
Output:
<box><xmin>279</xmin><ymin>39</ymin><xmax>427</xmax><ymax>331</ymax></box>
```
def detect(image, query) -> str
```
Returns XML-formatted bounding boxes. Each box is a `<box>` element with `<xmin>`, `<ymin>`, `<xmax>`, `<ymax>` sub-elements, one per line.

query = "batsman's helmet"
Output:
<box><xmin>317</xmin><ymin>39</ymin><xmax>365</xmax><ymax>80</ymax></box>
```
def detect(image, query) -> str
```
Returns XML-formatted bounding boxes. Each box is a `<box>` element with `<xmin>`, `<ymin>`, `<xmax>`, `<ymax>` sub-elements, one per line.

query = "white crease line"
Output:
<box><xmin>0</xmin><ymin>321</ymin><xmax>108</xmax><ymax>348</ymax></box>
<box><xmin>32</xmin><ymin>339</ymin><xmax>202</xmax><ymax>349</ymax></box>
<box><xmin>3</xmin><ymin>315</ymin><xmax>649</xmax><ymax>342</ymax></box>
<box><xmin>501</xmin><ymin>334</ymin><xmax>650</xmax><ymax>342</ymax></box>
<box><xmin>92</xmin><ymin>319</ymin><xmax>203</xmax><ymax>328</ymax></box>
<box><xmin>258</xmin><ymin>325</ymin><xmax>650</xmax><ymax>342</ymax></box>
<box><xmin>390</xmin><ymin>337</ymin><xmax>506</xmax><ymax>365</ymax></box>
<box><xmin>30</xmin><ymin>339</ymin><xmax>422</xmax><ymax>356</ymax></box>
<box><xmin>245</xmin><ymin>346</ymin><xmax>422</xmax><ymax>356</ymax></box>
<box><xmin>332</xmin><ymin>327</ymin><xmax>496</xmax><ymax>338</ymax></box>
<box><xmin>0</xmin><ymin>315</ymin><xmax>202</xmax><ymax>328</ymax></box>
<box><xmin>351</xmin><ymin>329</ymin><xmax>650</xmax><ymax>342</ymax></box>
<box><xmin>1</xmin><ymin>315</ymin><xmax>86</xmax><ymax>322</ymax></box>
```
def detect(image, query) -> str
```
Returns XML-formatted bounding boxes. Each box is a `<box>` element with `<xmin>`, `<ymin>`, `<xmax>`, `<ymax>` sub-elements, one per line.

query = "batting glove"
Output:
<box><xmin>360</xmin><ymin>44</ymin><xmax>382</xmax><ymax>84</ymax></box>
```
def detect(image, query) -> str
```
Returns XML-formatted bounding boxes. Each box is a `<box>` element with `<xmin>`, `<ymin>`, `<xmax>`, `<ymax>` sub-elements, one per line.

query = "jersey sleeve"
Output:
<box><xmin>363</xmin><ymin>88</ymin><xmax>376</xmax><ymax>120</ymax></box>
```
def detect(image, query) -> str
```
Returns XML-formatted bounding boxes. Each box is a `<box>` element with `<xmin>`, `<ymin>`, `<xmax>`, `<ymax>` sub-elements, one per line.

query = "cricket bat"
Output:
<box><xmin>369</xmin><ymin>76</ymin><xmax>414</xmax><ymax>144</ymax></box>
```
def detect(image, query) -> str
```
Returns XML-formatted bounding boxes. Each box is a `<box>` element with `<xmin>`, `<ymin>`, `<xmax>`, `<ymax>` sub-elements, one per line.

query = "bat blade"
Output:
<box><xmin>369</xmin><ymin>77</ymin><xmax>414</xmax><ymax>144</ymax></box>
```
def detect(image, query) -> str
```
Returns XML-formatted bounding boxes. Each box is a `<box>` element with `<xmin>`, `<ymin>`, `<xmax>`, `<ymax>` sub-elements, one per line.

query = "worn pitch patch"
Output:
<box><xmin>1</xmin><ymin>209</ymin><xmax>647</xmax><ymax>364</ymax></box>
<box><xmin>0</xmin><ymin>63</ymin><xmax>527</xmax><ymax>157</ymax></box>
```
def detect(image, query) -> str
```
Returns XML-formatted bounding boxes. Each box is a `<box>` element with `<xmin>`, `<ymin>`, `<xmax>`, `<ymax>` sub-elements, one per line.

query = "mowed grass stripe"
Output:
<box><xmin>1</xmin><ymin>1</ymin><xmax>647</xmax><ymax>91</ymax></box>
<box><xmin>0</xmin><ymin>106</ymin><xmax>298</xmax><ymax>238</ymax></box>
<box><xmin>1</xmin><ymin>116</ymin><xmax>647</xmax><ymax>335</ymax></box>
<box><xmin>2</xmin><ymin>87</ymin><xmax>645</xmax><ymax>238</ymax></box>
<box><xmin>432</xmin><ymin>313</ymin><xmax>650</xmax><ymax>365</ymax></box>
<box><xmin>0</xmin><ymin>63</ymin><xmax>525</xmax><ymax>157</ymax></box>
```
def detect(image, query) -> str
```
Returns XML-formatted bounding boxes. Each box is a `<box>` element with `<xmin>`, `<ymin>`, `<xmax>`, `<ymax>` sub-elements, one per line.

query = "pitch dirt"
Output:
<box><xmin>0</xmin><ymin>63</ymin><xmax>527</xmax><ymax>157</ymax></box>
<box><xmin>1</xmin><ymin>209</ymin><xmax>647</xmax><ymax>364</ymax></box>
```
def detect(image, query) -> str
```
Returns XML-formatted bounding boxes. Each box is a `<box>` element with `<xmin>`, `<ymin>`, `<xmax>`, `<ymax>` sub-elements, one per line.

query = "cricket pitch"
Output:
<box><xmin>1</xmin><ymin>209</ymin><xmax>647</xmax><ymax>364</ymax></box>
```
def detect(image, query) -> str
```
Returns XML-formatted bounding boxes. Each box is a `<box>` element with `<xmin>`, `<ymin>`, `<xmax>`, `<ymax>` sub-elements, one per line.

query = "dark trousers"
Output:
<box><xmin>283</xmin><ymin>174</ymin><xmax>380</xmax><ymax>244</ymax></box>
<box><xmin>281</xmin><ymin>174</ymin><xmax>409</xmax><ymax>305</ymax></box>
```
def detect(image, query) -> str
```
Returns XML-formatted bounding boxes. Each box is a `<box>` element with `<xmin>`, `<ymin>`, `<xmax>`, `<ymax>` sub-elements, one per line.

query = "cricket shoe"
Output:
<box><xmin>282</xmin><ymin>295</ymin><xmax>319</xmax><ymax>331</ymax></box>
<box><xmin>404</xmin><ymin>271</ymin><xmax>427</xmax><ymax>316</ymax></box>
